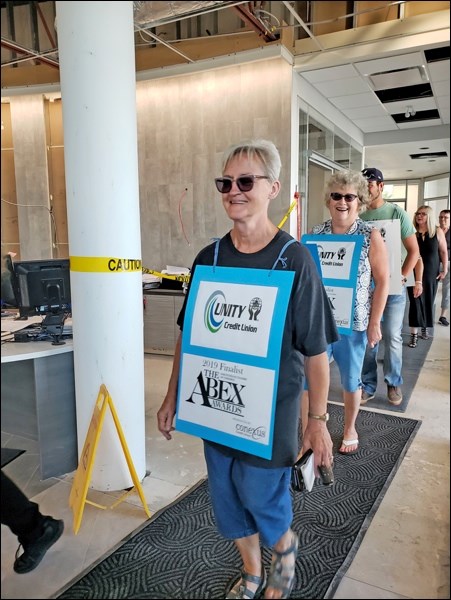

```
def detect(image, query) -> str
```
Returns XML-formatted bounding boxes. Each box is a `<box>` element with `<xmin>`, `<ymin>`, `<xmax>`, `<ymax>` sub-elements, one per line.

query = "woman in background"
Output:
<box><xmin>407</xmin><ymin>205</ymin><xmax>448</xmax><ymax>347</ymax></box>
<box><xmin>302</xmin><ymin>170</ymin><xmax>389</xmax><ymax>455</ymax></box>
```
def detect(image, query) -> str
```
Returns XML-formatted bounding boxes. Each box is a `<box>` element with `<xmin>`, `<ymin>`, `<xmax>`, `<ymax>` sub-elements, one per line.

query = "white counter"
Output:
<box><xmin>1</xmin><ymin>339</ymin><xmax>73</xmax><ymax>363</ymax></box>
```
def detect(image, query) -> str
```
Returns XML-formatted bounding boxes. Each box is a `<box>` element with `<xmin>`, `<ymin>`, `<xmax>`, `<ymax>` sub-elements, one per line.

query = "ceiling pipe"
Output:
<box><xmin>134</xmin><ymin>25</ymin><xmax>195</xmax><ymax>63</ymax></box>
<box><xmin>282</xmin><ymin>0</ymin><xmax>323</xmax><ymax>51</ymax></box>
<box><xmin>34</xmin><ymin>0</ymin><xmax>57</xmax><ymax>49</ymax></box>
<box><xmin>231</xmin><ymin>4</ymin><xmax>279</xmax><ymax>42</ymax></box>
<box><xmin>1</xmin><ymin>37</ymin><xmax>59</xmax><ymax>69</ymax></box>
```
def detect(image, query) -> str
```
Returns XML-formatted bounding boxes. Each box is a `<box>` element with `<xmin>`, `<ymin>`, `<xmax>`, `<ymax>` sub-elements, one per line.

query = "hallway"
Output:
<box><xmin>1</xmin><ymin>302</ymin><xmax>449</xmax><ymax>599</ymax></box>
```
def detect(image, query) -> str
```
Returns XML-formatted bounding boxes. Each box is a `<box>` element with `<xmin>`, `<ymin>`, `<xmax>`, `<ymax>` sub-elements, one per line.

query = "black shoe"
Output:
<box><xmin>408</xmin><ymin>333</ymin><xmax>418</xmax><ymax>348</ymax></box>
<box><xmin>14</xmin><ymin>517</ymin><xmax>64</xmax><ymax>574</ymax></box>
<box><xmin>439</xmin><ymin>316</ymin><xmax>449</xmax><ymax>327</ymax></box>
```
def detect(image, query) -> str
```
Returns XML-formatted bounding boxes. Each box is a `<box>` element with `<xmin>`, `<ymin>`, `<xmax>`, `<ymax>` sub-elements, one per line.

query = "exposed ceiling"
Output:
<box><xmin>1</xmin><ymin>1</ymin><xmax>450</xmax><ymax>182</ymax></box>
<box><xmin>295</xmin><ymin>44</ymin><xmax>450</xmax><ymax>180</ymax></box>
<box><xmin>130</xmin><ymin>1</ymin><xmax>450</xmax><ymax>181</ymax></box>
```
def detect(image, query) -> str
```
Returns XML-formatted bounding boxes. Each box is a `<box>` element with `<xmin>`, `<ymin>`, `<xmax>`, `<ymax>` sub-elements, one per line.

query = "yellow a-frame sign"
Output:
<box><xmin>69</xmin><ymin>384</ymin><xmax>151</xmax><ymax>534</ymax></box>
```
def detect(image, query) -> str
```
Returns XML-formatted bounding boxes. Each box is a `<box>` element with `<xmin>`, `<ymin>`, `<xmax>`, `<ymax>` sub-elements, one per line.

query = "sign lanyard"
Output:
<box><xmin>175</xmin><ymin>238</ymin><xmax>295</xmax><ymax>459</ymax></box>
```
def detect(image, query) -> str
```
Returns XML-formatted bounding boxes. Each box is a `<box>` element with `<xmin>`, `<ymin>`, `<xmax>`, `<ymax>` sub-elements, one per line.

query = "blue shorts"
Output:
<box><xmin>305</xmin><ymin>330</ymin><xmax>367</xmax><ymax>392</ymax></box>
<box><xmin>204</xmin><ymin>443</ymin><xmax>292</xmax><ymax>548</ymax></box>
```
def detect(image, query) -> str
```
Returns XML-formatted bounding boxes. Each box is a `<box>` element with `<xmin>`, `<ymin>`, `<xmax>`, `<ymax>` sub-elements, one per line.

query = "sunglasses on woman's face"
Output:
<box><xmin>329</xmin><ymin>192</ymin><xmax>358</xmax><ymax>202</ymax></box>
<box><xmin>215</xmin><ymin>175</ymin><xmax>269</xmax><ymax>193</ymax></box>
<box><xmin>415</xmin><ymin>212</ymin><xmax>427</xmax><ymax>217</ymax></box>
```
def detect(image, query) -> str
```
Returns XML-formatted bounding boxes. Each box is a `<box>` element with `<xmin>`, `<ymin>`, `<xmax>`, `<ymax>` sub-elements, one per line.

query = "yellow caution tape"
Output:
<box><xmin>277</xmin><ymin>199</ymin><xmax>298</xmax><ymax>229</ymax></box>
<box><xmin>142</xmin><ymin>267</ymin><xmax>190</xmax><ymax>283</ymax></box>
<box><xmin>70</xmin><ymin>256</ymin><xmax>142</xmax><ymax>273</ymax></box>
<box><xmin>70</xmin><ymin>256</ymin><xmax>190</xmax><ymax>282</ymax></box>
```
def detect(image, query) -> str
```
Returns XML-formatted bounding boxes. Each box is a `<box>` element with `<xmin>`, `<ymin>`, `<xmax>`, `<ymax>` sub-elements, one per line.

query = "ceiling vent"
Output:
<box><xmin>392</xmin><ymin>109</ymin><xmax>440</xmax><ymax>123</ymax></box>
<box><xmin>374</xmin><ymin>83</ymin><xmax>433</xmax><ymax>104</ymax></box>
<box><xmin>369</xmin><ymin>66</ymin><xmax>428</xmax><ymax>90</ymax></box>
<box><xmin>409</xmin><ymin>151</ymin><xmax>448</xmax><ymax>160</ymax></box>
<box><xmin>424</xmin><ymin>46</ymin><xmax>450</xmax><ymax>63</ymax></box>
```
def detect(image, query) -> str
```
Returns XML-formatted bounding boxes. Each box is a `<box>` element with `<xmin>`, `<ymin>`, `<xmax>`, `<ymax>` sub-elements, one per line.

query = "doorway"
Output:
<box><xmin>307</xmin><ymin>161</ymin><xmax>333</xmax><ymax>232</ymax></box>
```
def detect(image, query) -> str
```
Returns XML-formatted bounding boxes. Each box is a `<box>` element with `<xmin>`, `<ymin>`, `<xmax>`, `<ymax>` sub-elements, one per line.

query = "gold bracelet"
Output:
<box><xmin>308</xmin><ymin>412</ymin><xmax>329</xmax><ymax>422</ymax></box>
<box><xmin>415</xmin><ymin>281</ymin><xmax>423</xmax><ymax>284</ymax></box>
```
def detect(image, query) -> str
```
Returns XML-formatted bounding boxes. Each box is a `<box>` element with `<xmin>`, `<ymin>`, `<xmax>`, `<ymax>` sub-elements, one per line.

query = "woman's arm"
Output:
<box><xmin>412</xmin><ymin>256</ymin><xmax>424</xmax><ymax>298</ymax></box>
<box><xmin>367</xmin><ymin>228</ymin><xmax>389</xmax><ymax>348</ymax></box>
<box><xmin>157</xmin><ymin>333</ymin><xmax>182</xmax><ymax>440</ymax></box>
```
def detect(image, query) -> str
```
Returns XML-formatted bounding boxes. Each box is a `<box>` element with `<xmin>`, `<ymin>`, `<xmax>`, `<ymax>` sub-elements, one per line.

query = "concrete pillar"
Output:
<box><xmin>56</xmin><ymin>1</ymin><xmax>145</xmax><ymax>491</ymax></box>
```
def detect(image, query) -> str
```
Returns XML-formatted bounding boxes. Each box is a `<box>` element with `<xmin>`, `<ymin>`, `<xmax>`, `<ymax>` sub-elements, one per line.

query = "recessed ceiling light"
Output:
<box><xmin>419</xmin><ymin>147</ymin><xmax>430</xmax><ymax>150</ymax></box>
<box><xmin>428</xmin><ymin>159</ymin><xmax>436</xmax><ymax>162</ymax></box>
<box><xmin>407</xmin><ymin>169</ymin><xmax>413</xmax><ymax>172</ymax></box>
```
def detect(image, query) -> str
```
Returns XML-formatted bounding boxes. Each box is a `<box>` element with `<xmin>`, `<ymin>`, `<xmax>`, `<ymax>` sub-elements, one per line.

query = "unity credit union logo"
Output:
<box><xmin>204</xmin><ymin>290</ymin><xmax>262</xmax><ymax>334</ymax></box>
<box><xmin>317</xmin><ymin>244</ymin><xmax>347</xmax><ymax>266</ymax></box>
<box><xmin>204</xmin><ymin>291</ymin><xmax>227</xmax><ymax>333</ymax></box>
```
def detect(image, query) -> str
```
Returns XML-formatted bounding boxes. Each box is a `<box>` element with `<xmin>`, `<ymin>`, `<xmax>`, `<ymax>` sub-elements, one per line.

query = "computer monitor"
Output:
<box><xmin>13</xmin><ymin>258</ymin><xmax>71</xmax><ymax>344</ymax></box>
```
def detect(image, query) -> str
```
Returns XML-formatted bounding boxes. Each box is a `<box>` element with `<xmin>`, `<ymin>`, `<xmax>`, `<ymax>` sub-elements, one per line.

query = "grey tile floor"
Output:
<box><xmin>1</xmin><ymin>301</ymin><xmax>449</xmax><ymax>599</ymax></box>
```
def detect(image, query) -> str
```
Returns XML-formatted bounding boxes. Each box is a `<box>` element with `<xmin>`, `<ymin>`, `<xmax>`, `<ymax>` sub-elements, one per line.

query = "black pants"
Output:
<box><xmin>1</xmin><ymin>471</ymin><xmax>44</xmax><ymax>545</ymax></box>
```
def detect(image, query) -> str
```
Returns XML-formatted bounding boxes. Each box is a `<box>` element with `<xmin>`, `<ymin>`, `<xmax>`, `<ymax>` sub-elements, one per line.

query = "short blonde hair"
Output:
<box><xmin>324</xmin><ymin>170</ymin><xmax>370</xmax><ymax>214</ymax></box>
<box><xmin>222</xmin><ymin>139</ymin><xmax>281</xmax><ymax>182</ymax></box>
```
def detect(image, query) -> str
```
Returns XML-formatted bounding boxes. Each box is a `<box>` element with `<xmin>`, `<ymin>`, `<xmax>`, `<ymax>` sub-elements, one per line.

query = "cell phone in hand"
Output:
<box><xmin>291</xmin><ymin>449</ymin><xmax>314</xmax><ymax>492</ymax></box>
<box><xmin>291</xmin><ymin>449</ymin><xmax>335</xmax><ymax>492</ymax></box>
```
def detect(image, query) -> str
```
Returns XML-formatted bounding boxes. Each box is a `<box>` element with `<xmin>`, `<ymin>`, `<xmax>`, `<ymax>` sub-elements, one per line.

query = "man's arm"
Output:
<box><xmin>401</xmin><ymin>233</ymin><xmax>420</xmax><ymax>279</ymax></box>
<box><xmin>437</xmin><ymin>228</ymin><xmax>449</xmax><ymax>280</ymax></box>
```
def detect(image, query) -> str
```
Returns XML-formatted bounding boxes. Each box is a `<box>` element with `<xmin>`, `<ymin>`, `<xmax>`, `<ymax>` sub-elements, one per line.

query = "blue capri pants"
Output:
<box><xmin>305</xmin><ymin>330</ymin><xmax>367</xmax><ymax>393</ymax></box>
<box><xmin>329</xmin><ymin>330</ymin><xmax>367</xmax><ymax>392</ymax></box>
<box><xmin>203</xmin><ymin>443</ymin><xmax>292</xmax><ymax>548</ymax></box>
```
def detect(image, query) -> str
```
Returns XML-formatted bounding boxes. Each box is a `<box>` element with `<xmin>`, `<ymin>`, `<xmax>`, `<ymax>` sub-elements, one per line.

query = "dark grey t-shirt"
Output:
<box><xmin>177</xmin><ymin>230</ymin><xmax>338</xmax><ymax>468</ymax></box>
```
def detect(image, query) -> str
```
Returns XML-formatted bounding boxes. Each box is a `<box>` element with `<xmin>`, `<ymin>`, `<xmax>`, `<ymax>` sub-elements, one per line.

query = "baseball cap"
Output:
<box><xmin>362</xmin><ymin>167</ymin><xmax>384</xmax><ymax>182</ymax></box>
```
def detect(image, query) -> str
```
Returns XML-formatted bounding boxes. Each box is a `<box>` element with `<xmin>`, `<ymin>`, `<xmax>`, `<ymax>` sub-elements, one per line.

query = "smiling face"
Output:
<box><xmin>327</xmin><ymin>185</ymin><xmax>360</xmax><ymax>231</ymax></box>
<box><xmin>220</xmin><ymin>155</ymin><xmax>278</xmax><ymax>225</ymax></box>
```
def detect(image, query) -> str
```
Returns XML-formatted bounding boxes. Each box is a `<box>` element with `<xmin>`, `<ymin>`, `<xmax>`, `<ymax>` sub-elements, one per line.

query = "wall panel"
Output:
<box><xmin>136</xmin><ymin>57</ymin><xmax>293</xmax><ymax>273</ymax></box>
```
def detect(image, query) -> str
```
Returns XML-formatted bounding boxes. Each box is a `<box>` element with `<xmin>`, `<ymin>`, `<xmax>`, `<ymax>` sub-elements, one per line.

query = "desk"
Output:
<box><xmin>1</xmin><ymin>339</ymin><xmax>77</xmax><ymax>479</ymax></box>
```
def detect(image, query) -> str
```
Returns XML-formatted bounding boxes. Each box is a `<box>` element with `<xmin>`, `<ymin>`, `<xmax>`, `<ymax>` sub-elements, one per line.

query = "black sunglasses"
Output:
<box><xmin>215</xmin><ymin>175</ymin><xmax>269</xmax><ymax>193</ymax></box>
<box><xmin>330</xmin><ymin>192</ymin><xmax>359</xmax><ymax>202</ymax></box>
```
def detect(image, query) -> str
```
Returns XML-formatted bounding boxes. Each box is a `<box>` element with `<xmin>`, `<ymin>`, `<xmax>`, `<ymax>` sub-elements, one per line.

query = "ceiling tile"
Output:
<box><xmin>329</xmin><ymin>92</ymin><xmax>378</xmax><ymax>109</ymax></box>
<box><xmin>300</xmin><ymin>64</ymin><xmax>356</xmax><ymax>83</ymax></box>
<box><xmin>354</xmin><ymin>53</ymin><xmax>425</xmax><ymax>77</ymax></box>
<box><xmin>369</xmin><ymin>66</ymin><xmax>427</xmax><ymax>90</ymax></box>
<box><xmin>433</xmin><ymin>80</ymin><xmax>450</xmax><ymax>97</ymax></box>
<box><xmin>437</xmin><ymin>96</ymin><xmax>450</xmax><ymax>109</ymax></box>
<box><xmin>428</xmin><ymin>61</ymin><xmax>451</xmax><ymax>82</ymax></box>
<box><xmin>354</xmin><ymin>116</ymin><xmax>399</xmax><ymax>133</ymax></box>
<box><xmin>341</xmin><ymin>105</ymin><xmax>388</xmax><ymax>119</ymax></box>
<box><xmin>313</xmin><ymin>77</ymin><xmax>370</xmax><ymax>97</ymax></box>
